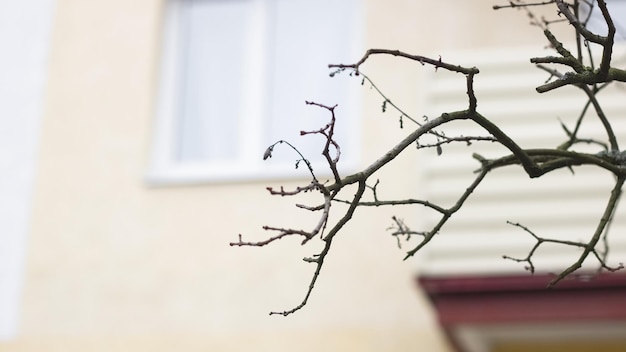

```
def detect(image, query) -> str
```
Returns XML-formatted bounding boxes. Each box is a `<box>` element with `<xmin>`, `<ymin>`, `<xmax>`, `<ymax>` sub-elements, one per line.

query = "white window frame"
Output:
<box><xmin>147</xmin><ymin>0</ymin><xmax>362</xmax><ymax>185</ymax></box>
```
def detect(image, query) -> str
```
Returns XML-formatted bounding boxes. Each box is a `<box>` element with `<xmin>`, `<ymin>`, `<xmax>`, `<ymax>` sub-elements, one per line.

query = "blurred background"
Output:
<box><xmin>2</xmin><ymin>0</ymin><xmax>626</xmax><ymax>351</ymax></box>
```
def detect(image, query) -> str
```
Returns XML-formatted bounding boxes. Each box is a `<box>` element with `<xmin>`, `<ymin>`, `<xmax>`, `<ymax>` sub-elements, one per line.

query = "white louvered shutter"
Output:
<box><xmin>416</xmin><ymin>46</ymin><xmax>626</xmax><ymax>276</ymax></box>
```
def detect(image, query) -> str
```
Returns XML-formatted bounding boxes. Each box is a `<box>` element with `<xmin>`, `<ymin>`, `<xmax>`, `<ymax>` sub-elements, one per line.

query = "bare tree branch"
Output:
<box><xmin>235</xmin><ymin>1</ymin><xmax>626</xmax><ymax>315</ymax></box>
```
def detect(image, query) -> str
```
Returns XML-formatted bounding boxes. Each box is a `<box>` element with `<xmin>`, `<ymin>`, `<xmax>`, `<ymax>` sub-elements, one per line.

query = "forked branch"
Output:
<box><xmin>235</xmin><ymin>0</ymin><xmax>626</xmax><ymax>315</ymax></box>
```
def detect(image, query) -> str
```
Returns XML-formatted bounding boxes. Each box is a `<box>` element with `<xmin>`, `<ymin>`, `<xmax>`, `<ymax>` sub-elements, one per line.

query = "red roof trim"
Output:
<box><xmin>417</xmin><ymin>272</ymin><xmax>626</xmax><ymax>325</ymax></box>
<box><xmin>419</xmin><ymin>272</ymin><xmax>626</xmax><ymax>294</ymax></box>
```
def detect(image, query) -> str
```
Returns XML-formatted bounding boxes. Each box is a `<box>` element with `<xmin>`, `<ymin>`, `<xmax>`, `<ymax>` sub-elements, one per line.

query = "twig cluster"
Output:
<box><xmin>233</xmin><ymin>0</ymin><xmax>626</xmax><ymax>315</ymax></box>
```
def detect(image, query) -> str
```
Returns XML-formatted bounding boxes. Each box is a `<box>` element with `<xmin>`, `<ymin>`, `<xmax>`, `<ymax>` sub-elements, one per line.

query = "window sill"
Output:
<box><xmin>145</xmin><ymin>158</ymin><xmax>360</xmax><ymax>186</ymax></box>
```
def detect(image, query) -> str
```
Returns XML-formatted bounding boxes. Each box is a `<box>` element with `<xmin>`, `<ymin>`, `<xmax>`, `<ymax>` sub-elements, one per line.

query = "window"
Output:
<box><xmin>584</xmin><ymin>0</ymin><xmax>626</xmax><ymax>40</ymax></box>
<box><xmin>148</xmin><ymin>0</ymin><xmax>362</xmax><ymax>184</ymax></box>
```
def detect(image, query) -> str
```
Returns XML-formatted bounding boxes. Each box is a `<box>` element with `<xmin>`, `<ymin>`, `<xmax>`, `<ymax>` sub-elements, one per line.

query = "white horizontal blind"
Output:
<box><xmin>416</xmin><ymin>46</ymin><xmax>626</xmax><ymax>276</ymax></box>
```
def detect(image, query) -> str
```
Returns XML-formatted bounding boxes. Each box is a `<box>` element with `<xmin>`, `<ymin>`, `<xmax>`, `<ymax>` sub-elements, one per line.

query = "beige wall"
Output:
<box><xmin>1</xmin><ymin>1</ymin><xmax>568</xmax><ymax>351</ymax></box>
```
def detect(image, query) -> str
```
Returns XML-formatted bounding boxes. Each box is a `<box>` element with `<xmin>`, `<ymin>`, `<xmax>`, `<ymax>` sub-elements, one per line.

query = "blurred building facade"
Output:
<box><xmin>1</xmin><ymin>0</ymin><xmax>626</xmax><ymax>351</ymax></box>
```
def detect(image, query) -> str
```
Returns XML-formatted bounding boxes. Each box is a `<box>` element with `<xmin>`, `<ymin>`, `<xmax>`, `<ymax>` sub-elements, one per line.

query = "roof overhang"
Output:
<box><xmin>418</xmin><ymin>272</ymin><xmax>626</xmax><ymax>352</ymax></box>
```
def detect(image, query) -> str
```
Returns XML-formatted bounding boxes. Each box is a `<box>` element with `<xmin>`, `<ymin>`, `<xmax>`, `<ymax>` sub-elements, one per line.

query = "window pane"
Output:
<box><xmin>176</xmin><ymin>0</ymin><xmax>251</xmax><ymax>162</ymax></box>
<box><xmin>584</xmin><ymin>0</ymin><xmax>626</xmax><ymax>40</ymax></box>
<box><xmin>265</xmin><ymin>0</ymin><xmax>358</xmax><ymax>165</ymax></box>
